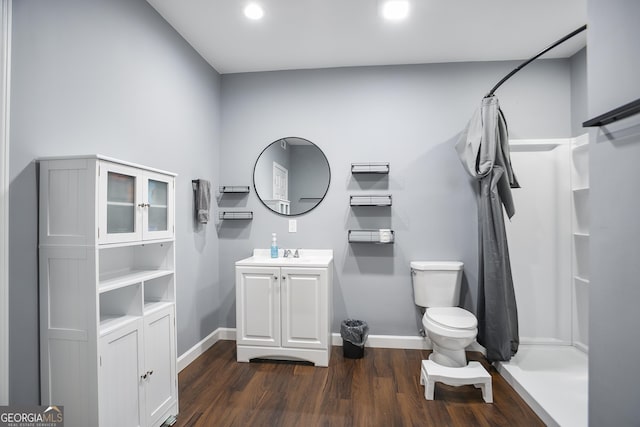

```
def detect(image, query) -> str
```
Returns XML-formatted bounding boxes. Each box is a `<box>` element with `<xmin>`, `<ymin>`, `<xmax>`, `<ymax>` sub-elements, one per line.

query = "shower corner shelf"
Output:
<box><xmin>574</xmin><ymin>276</ymin><xmax>590</xmax><ymax>286</ymax></box>
<box><xmin>348</xmin><ymin>229</ymin><xmax>394</xmax><ymax>244</ymax></box>
<box><xmin>219</xmin><ymin>185</ymin><xmax>250</xmax><ymax>194</ymax></box>
<box><xmin>350</xmin><ymin>194</ymin><xmax>392</xmax><ymax>207</ymax></box>
<box><xmin>351</xmin><ymin>162</ymin><xmax>390</xmax><ymax>174</ymax></box>
<box><xmin>219</xmin><ymin>211</ymin><xmax>253</xmax><ymax>220</ymax></box>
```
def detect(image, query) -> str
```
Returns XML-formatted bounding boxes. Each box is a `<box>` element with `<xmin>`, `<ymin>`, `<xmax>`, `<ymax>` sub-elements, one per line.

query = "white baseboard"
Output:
<box><xmin>330</xmin><ymin>333</ymin><xmax>485</xmax><ymax>354</ymax></box>
<box><xmin>177</xmin><ymin>327</ymin><xmax>235</xmax><ymax>372</ymax></box>
<box><xmin>178</xmin><ymin>328</ymin><xmax>486</xmax><ymax>372</ymax></box>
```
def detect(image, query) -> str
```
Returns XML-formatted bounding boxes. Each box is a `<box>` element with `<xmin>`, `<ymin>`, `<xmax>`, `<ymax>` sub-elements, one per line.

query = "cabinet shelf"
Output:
<box><xmin>99</xmin><ymin>269</ymin><xmax>174</xmax><ymax>293</ymax></box>
<box><xmin>572</xmin><ymin>142</ymin><xmax>589</xmax><ymax>152</ymax></box>
<box><xmin>348</xmin><ymin>229</ymin><xmax>395</xmax><ymax>244</ymax></box>
<box><xmin>99</xmin><ymin>314</ymin><xmax>140</xmax><ymax>337</ymax></box>
<box><xmin>573</xmin><ymin>232</ymin><xmax>590</xmax><ymax>238</ymax></box>
<box><xmin>350</xmin><ymin>195</ymin><xmax>392</xmax><ymax>207</ymax></box>
<box><xmin>219</xmin><ymin>185</ymin><xmax>250</xmax><ymax>194</ymax></box>
<box><xmin>351</xmin><ymin>162</ymin><xmax>390</xmax><ymax>174</ymax></box>
<box><xmin>572</xmin><ymin>187</ymin><xmax>590</xmax><ymax>194</ymax></box>
<box><xmin>107</xmin><ymin>201</ymin><xmax>135</xmax><ymax>207</ymax></box>
<box><xmin>144</xmin><ymin>300</ymin><xmax>174</xmax><ymax>315</ymax></box>
<box><xmin>574</xmin><ymin>276</ymin><xmax>590</xmax><ymax>286</ymax></box>
<box><xmin>219</xmin><ymin>211</ymin><xmax>253</xmax><ymax>220</ymax></box>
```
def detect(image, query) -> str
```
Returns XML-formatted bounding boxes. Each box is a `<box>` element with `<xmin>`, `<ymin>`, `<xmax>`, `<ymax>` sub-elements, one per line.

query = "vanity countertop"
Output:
<box><xmin>236</xmin><ymin>249</ymin><xmax>333</xmax><ymax>268</ymax></box>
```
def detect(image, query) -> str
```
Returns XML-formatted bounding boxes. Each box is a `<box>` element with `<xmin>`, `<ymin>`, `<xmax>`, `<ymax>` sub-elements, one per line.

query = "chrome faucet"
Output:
<box><xmin>283</xmin><ymin>249</ymin><xmax>292</xmax><ymax>258</ymax></box>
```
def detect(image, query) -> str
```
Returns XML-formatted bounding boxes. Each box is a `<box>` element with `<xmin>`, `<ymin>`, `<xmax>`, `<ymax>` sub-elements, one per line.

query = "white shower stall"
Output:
<box><xmin>496</xmin><ymin>135</ymin><xmax>589</xmax><ymax>427</ymax></box>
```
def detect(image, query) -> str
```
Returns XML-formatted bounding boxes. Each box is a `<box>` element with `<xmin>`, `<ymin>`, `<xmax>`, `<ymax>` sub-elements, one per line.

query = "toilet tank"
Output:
<box><xmin>410</xmin><ymin>261</ymin><xmax>463</xmax><ymax>308</ymax></box>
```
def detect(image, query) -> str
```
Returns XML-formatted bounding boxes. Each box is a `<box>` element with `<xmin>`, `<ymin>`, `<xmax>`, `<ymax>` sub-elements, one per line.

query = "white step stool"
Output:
<box><xmin>420</xmin><ymin>359</ymin><xmax>493</xmax><ymax>403</ymax></box>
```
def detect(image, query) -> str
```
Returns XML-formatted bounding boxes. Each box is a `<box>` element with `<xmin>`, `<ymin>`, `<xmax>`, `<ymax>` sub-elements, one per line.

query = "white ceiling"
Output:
<box><xmin>146</xmin><ymin>0</ymin><xmax>587</xmax><ymax>75</ymax></box>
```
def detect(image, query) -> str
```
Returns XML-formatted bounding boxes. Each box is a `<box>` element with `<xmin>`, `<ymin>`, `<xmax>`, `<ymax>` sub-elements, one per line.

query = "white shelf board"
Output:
<box><xmin>574</xmin><ymin>276</ymin><xmax>590</xmax><ymax>286</ymax></box>
<box><xmin>572</xmin><ymin>142</ymin><xmax>589</xmax><ymax>152</ymax></box>
<box><xmin>574</xmin><ymin>275</ymin><xmax>590</xmax><ymax>284</ymax></box>
<box><xmin>98</xmin><ymin>237</ymin><xmax>174</xmax><ymax>249</ymax></box>
<box><xmin>143</xmin><ymin>301</ymin><xmax>174</xmax><ymax>315</ymax></box>
<box><xmin>99</xmin><ymin>269</ymin><xmax>174</xmax><ymax>293</ymax></box>
<box><xmin>572</xmin><ymin>187</ymin><xmax>590</xmax><ymax>193</ymax></box>
<box><xmin>99</xmin><ymin>314</ymin><xmax>140</xmax><ymax>337</ymax></box>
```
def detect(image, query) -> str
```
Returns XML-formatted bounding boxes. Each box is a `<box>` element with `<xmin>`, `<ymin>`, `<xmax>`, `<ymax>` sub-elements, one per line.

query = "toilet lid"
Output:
<box><xmin>425</xmin><ymin>307</ymin><xmax>477</xmax><ymax>330</ymax></box>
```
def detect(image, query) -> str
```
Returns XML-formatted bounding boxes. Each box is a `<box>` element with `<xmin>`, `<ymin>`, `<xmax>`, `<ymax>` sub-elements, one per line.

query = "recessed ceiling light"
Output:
<box><xmin>244</xmin><ymin>3</ymin><xmax>264</xmax><ymax>20</ymax></box>
<box><xmin>381</xmin><ymin>0</ymin><xmax>410</xmax><ymax>21</ymax></box>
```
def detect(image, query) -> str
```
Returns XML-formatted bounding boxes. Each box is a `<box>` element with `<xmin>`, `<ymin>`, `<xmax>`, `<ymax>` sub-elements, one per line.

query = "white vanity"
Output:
<box><xmin>235</xmin><ymin>249</ymin><xmax>333</xmax><ymax>367</ymax></box>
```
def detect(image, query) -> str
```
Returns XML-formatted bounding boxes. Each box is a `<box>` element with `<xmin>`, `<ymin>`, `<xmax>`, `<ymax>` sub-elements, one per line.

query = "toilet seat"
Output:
<box><xmin>426</xmin><ymin>307</ymin><xmax>477</xmax><ymax>329</ymax></box>
<box><xmin>423</xmin><ymin>307</ymin><xmax>477</xmax><ymax>339</ymax></box>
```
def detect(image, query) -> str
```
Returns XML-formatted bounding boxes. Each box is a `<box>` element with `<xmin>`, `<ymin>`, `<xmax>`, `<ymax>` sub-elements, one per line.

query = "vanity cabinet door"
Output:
<box><xmin>281</xmin><ymin>267</ymin><xmax>328</xmax><ymax>350</ymax></box>
<box><xmin>236</xmin><ymin>266</ymin><xmax>281</xmax><ymax>347</ymax></box>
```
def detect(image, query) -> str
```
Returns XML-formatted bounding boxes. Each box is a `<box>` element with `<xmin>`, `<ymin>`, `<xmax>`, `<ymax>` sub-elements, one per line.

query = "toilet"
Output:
<box><xmin>410</xmin><ymin>261</ymin><xmax>477</xmax><ymax>368</ymax></box>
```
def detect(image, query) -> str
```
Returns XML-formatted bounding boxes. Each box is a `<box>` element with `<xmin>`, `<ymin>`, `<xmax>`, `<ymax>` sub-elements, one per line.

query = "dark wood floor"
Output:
<box><xmin>176</xmin><ymin>340</ymin><xmax>543</xmax><ymax>427</ymax></box>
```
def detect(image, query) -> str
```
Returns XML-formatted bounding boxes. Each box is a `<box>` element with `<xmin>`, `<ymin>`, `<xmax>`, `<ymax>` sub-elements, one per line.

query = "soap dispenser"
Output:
<box><xmin>270</xmin><ymin>233</ymin><xmax>278</xmax><ymax>258</ymax></box>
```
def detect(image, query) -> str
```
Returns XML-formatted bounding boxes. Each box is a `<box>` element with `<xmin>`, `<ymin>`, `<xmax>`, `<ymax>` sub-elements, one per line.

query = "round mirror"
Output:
<box><xmin>253</xmin><ymin>137</ymin><xmax>331</xmax><ymax>216</ymax></box>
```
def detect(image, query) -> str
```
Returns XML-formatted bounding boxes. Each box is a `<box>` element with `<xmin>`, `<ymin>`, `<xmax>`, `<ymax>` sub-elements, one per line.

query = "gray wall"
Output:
<box><xmin>219</xmin><ymin>60</ymin><xmax>572</xmax><ymax>336</ymax></box>
<box><xmin>587</xmin><ymin>0</ymin><xmax>640</xmax><ymax>424</ymax></box>
<box><xmin>9</xmin><ymin>0</ymin><xmax>221</xmax><ymax>403</ymax></box>
<box><xmin>570</xmin><ymin>48</ymin><xmax>588</xmax><ymax>136</ymax></box>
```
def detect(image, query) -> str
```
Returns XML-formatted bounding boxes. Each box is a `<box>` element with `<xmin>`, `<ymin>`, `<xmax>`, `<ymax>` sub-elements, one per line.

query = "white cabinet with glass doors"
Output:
<box><xmin>38</xmin><ymin>155</ymin><xmax>178</xmax><ymax>427</ymax></box>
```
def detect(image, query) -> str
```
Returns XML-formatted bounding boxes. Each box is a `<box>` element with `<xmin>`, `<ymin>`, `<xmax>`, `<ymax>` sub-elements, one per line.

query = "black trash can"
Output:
<box><xmin>340</xmin><ymin>319</ymin><xmax>369</xmax><ymax>359</ymax></box>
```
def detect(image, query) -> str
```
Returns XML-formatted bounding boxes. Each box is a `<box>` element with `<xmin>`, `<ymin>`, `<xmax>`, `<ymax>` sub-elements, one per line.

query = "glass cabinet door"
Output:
<box><xmin>99</xmin><ymin>163</ymin><xmax>142</xmax><ymax>244</ymax></box>
<box><xmin>147</xmin><ymin>179</ymin><xmax>168</xmax><ymax>232</ymax></box>
<box><xmin>99</xmin><ymin>162</ymin><xmax>174</xmax><ymax>244</ymax></box>
<box><xmin>142</xmin><ymin>172</ymin><xmax>174</xmax><ymax>240</ymax></box>
<box><xmin>107</xmin><ymin>172</ymin><xmax>136</xmax><ymax>234</ymax></box>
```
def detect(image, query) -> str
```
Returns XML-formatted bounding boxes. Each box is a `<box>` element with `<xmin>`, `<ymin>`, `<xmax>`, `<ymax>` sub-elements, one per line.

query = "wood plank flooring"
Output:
<box><xmin>175</xmin><ymin>340</ymin><xmax>543</xmax><ymax>427</ymax></box>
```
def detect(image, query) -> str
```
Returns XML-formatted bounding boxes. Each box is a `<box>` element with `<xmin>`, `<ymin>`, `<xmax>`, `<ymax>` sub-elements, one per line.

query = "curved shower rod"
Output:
<box><xmin>485</xmin><ymin>24</ymin><xmax>587</xmax><ymax>98</ymax></box>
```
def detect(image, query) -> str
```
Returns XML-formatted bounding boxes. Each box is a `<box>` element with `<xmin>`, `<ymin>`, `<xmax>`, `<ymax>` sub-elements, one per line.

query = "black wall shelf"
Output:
<box><xmin>219</xmin><ymin>186</ymin><xmax>250</xmax><ymax>194</ymax></box>
<box><xmin>583</xmin><ymin>97</ymin><xmax>640</xmax><ymax>127</ymax></box>
<box><xmin>219</xmin><ymin>211</ymin><xmax>253</xmax><ymax>220</ymax></box>
<box><xmin>351</xmin><ymin>162</ymin><xmax>390</xmax><ymax>174</ymax></box>
<box><xmin>350</xmin><ymin>195</ymin><xmax>392</xmax><ymax>207</ymax></box>
<box><xmin>348</xmin><ymin>229</ymin><xmax>394</xmax><ymax>244</ymax></box>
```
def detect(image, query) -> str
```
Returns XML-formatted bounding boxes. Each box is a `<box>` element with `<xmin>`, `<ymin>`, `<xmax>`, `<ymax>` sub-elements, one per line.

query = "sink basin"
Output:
<box><xmin>236</xmin><ymin>249</ymin><xmax>333</xmax><ymax>268</ymax></box>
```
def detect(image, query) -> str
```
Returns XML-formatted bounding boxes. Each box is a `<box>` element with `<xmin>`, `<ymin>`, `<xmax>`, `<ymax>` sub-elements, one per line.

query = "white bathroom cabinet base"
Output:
<box><xmin>237</xmin><ymin>345</ymin><xmax>330</xmax><ymax>367</ymax></box>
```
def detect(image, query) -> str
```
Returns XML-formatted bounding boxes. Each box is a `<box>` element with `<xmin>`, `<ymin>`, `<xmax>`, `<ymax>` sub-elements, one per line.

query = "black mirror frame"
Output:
<box><xmin>252</xmin><ymin>137</ymin><xmax>331</xmax><ymax>217</ymax></box>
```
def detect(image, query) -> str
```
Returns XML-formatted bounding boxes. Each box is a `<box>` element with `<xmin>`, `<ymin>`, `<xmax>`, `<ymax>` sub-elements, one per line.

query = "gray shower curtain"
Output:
<box><xmin>455</xmin><ymin>96</ymin><xmax>520</xmax><ymax>362</ymax></box>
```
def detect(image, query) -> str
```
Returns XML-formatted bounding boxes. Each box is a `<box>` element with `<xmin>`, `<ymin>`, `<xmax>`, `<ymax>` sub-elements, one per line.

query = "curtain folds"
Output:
<box><xmin>455</xmin><ymin>96</ymin><xmax>520</xmax><ymax>362</ymax></box>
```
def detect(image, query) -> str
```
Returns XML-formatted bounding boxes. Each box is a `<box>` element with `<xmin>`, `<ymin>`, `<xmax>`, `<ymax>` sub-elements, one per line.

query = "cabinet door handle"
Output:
<box><xmin>141</xmin><ymin>373</ymin><xmax>148</xmax><ymax>380</ymax></box>
<box><xmin>138</xmin><ymin>203</ymin><xmax>150</xmax><ymax>208</ymax></box>
<box><xmin>282</xmin><ymin>276</ymin><xmax>286</xmax><ymax>280</ymax></box>
<box><xmin>273</xmin><ymin>275</ymin><xmax>278</xmax><ymax>280</ymax></box>
<box><xmin>147</xmin><ymin>370</ymin><xmax>154</xmax><ymax>376</ymax></box>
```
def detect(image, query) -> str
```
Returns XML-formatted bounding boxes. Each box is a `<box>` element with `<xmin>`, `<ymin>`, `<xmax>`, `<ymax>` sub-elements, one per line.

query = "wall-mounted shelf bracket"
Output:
<box><xmin>348</xmin><ymin>229</ymin><xmax>394</xmax><ymax>244</ymax></box>
<box><xmin>219</xmin><ymin>211</ymin><xmax>253</xmax><ymax>220</ymax></box>
<box><xmin>219</xmin><ymin>186</ymin><xmax>250</xmax><ymax>194</ymax></box>
<box><xmin>350</xmin><ymin>195</ymin><xmax>392</xmax><ymax>207</ymax></box>
<box><xmin>351</xmin><ymin>162</ymin><xmax>390</xmax><ymax>174</ymax></box>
